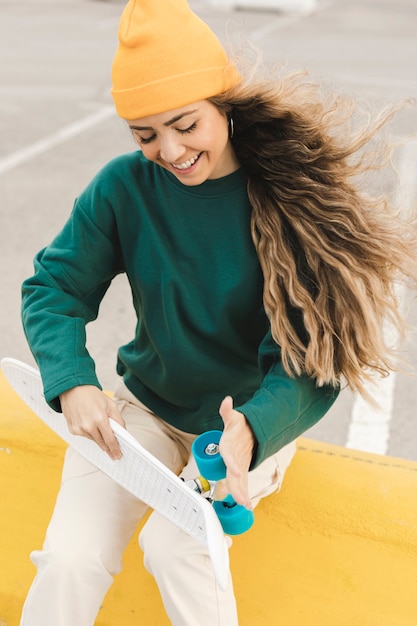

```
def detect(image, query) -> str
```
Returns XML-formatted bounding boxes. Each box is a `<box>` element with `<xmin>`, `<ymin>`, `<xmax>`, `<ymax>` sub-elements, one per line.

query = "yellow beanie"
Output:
<box><xmin>111</xmin><ymin>0</ymin><xmax>241</xmax><ymax>120</ymax></box>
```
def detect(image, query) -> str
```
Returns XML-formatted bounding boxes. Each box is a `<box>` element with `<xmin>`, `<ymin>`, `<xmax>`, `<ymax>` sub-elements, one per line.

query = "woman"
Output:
<box><xmin>20</xmin><ymin>1</ymin><xmax>417</xmax><ymax>625</ymax></box>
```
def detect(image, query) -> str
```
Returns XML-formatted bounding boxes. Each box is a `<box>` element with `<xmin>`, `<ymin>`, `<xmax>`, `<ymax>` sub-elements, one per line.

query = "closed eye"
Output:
<box><xmin>133</xmin><ymin>122</ymin><xmax>197</xmax><ymax>146</ymax></box>
<box><xmin>178</xmin><ymin>122</ymin><xmax>197</xmax><ymax>135</ymax></box>
<box><xmin>136</xmin><ymin>132</ymin><xmax>156</xmax><ymax>145</ymax></box>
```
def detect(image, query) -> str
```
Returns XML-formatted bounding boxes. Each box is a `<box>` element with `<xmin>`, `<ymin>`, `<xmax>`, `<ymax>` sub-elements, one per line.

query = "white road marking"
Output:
<box><xmin>346</xmin><ymin>139</ymin><xmax>417</xmax><ymax>454</ymax></box>
<box><xmin>0</xmin><ymin>1</ymin><xmax>312</xmax><ymax>177</ymax></box>
<box><xmin>249</xmin><ymin>13</ymin><xmax>312</xmax><ymax>42</ymax></box>
<box><xmin>247</xmin><ymin>0</ymin><xmax>321</xmax><ymax>42</ymax></box>
<box><xmin>0</xmin><ymin>106</ymin><xmax>115</xmax><ymax>176</ymax></box>
<box><xmin>346</xmin><ymin>347</ymin><xmax>399</xmax><ymax>456</ymax></box>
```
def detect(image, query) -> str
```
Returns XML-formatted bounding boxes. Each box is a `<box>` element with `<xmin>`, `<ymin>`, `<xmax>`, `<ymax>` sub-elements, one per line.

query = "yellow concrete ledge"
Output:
<box><xmin>1</xmin><ymin>370</ymin><xmax>417</xmax><ymax>625</ymax></box>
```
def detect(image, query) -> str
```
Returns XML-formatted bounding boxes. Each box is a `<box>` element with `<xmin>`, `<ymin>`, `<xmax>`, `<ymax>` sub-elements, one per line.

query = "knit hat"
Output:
<box><xmin>111</xmin><ymin>0</ymin><xmax>241</xmax><ymax>120</ymax></box>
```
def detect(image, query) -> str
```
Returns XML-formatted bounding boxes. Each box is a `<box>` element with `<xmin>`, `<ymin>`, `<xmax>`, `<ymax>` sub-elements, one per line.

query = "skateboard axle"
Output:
<box><xmin>204</xmin><ymin>442</ymin><xmax>219</xmax><ymax>456</ymax></box>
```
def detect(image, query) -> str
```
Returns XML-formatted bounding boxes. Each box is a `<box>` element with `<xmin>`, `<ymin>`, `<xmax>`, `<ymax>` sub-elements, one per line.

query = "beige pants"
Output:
<box><xmin>20</xmin><ymin>380</ymin><xmax>296</xmax><ymax>626</ymax></box>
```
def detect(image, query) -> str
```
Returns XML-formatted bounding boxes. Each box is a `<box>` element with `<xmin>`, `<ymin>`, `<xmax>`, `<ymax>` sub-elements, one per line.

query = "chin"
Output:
<box><xmin>174</xmin><ymin>174</ymin><xmax>207</xmax><ymax>187</ymax></box>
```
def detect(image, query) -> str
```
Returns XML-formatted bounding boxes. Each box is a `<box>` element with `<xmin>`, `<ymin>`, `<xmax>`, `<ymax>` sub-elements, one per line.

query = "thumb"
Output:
<box><xmin>219</xmin><ymin>395</ymin><xmax>234</xmax><ymax>426</ymax></box>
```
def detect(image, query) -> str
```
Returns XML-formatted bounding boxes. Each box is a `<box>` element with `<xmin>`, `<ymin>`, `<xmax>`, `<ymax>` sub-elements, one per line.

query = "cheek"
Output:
<box><xmin>215</xmin><ymin>118</ymin><xmax>230</xmax><ymax>147</ymax></box>
<box><xmin>139</xmin><ymin>144</ymin><xmax>158</xmax><ymax>162</ymax></box>
<box><xmin>202</xmin><ymin>124</ymin><xmax>229</xmax><ymax>153</ymax></box>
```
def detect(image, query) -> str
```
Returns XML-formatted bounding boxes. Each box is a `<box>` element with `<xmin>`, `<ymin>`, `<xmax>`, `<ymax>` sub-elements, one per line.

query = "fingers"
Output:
<box><xmin>107</xmin><ymin>396</ymin><xmax>127</xmax><ymax>429</ymax></box>
<box><xmin>223</xmin><ymin>471</ymin><xmax>253</xmax><ymax>511</ymax></box>
<box><xmin>218</xmin><ymin>396</ymin><xmax>255</xmax><ymax>511</ymax></box>
<box><xmin>73</xmin><ymin>415</ymin><xmax>122</xmax><ymax>461</ymax></box>
<box><xmin>102</xmin><ymin>396</ymin><xmax>127</xmax><ymax>458</ymax></box>
<box><xmin>213</xmin><ymin>477</ymin><xmax>252</xmax><ymax>511</ymax></box>
<box><xmin>215</xmin><ymin>459</ymin><xmax>252</xmax><ymax>509</ymax></box>
<box><xmin>60</xmin><ymin>386</ymin><xmax>124</xmax><ymax>460</ymax></box>
<box><xmin>96</xmin><ymin>418</ymin><xmax>123</xmax><ymax>461</ymax></box>
<box><xmin>213</xmin><ymin>478</ymin><xmax>228</xmax><ymax>502</ymax></box>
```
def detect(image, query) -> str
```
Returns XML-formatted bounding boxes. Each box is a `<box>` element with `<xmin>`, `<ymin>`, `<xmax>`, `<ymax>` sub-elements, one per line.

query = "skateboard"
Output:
<box><xmin>1</xmin><ymin>358</ymin><xmax>254</xmax><ymax>590</ymax></box>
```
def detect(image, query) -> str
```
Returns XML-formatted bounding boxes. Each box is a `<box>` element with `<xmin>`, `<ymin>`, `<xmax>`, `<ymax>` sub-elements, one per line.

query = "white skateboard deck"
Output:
<box><xmin>1</xmin><ymin>357</ymin><xmax>230</xmax><ymax>590</ymax></box>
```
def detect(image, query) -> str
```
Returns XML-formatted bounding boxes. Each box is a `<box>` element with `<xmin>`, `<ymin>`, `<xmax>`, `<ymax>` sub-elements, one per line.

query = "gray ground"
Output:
<box><xmin>1</xmin><ymin>0</ymin><xmax>416</xmax><ymax>460</ymax></box>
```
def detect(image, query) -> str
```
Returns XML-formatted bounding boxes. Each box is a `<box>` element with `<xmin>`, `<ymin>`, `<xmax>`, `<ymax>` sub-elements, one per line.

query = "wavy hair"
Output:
<box><xmin>210</xmin><ymin>69</ymin><xmax>417</xmax><ymax>397</ymax></box>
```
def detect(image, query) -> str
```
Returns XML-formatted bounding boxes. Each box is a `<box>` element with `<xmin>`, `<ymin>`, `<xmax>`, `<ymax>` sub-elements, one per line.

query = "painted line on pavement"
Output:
<box><xmin>346</xmin><ymin>138</ymin><xmax>417</xmax><ymax>454</ymax></box>
<box><xmin>0</xmin><ymin>106</ymin><xmax>115</xmax><ymax>176</ymax></box>
<box><xmin>249</xmin><ymin>13</ymin><xmax>311</xmax><ymax>42</ymax></box>
<box><xmin>0</xmin><ymin>2</ymin><xmax>322</xmax><ymax>176</ymax></box>
<box><xmin>248</xmin><ymin>1</ymin><xmax>320</xmax><ymax>42</ymax></box>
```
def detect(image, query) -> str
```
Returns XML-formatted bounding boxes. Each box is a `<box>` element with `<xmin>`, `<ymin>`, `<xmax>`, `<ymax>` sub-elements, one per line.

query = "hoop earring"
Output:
<box><xmin>228</xmin><ymin>116</ymin><xmax>235</xmax><ymax>139</ymax></box>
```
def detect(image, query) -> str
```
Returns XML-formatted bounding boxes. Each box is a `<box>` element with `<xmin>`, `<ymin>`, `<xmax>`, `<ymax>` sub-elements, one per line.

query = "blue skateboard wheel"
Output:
<box><xmin>213</xmin><ymin>501</ymin><xmax>255</xmax><ymax>535</ymax></box>
<box><xmin>192</xmin><ymin>430</ymin><xmax>255</xmax><ymax>535</ymax></box>
<box><xmin>192</xmin><ymin>430</ymin><xmax>225</xmax><ymax>481</ymax></box>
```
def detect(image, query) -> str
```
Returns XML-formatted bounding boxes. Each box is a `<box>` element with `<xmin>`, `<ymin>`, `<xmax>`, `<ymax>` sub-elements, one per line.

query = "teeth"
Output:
<box><xmin>172</xmin><ymin>154</ymin><xmax>200</xmax><ymax>170</ymax></box>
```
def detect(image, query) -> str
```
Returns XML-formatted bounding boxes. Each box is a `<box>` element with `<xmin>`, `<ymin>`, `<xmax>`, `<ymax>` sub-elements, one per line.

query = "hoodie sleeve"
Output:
<box><xmin>235</xmin><ymin>329</ymin><xmax>339</xmax><ymax>468</ymax></box>
<box><xmin>21</xmin><ymin>198</ymin><xmax>124</xmax><ymax>410</ymax></box>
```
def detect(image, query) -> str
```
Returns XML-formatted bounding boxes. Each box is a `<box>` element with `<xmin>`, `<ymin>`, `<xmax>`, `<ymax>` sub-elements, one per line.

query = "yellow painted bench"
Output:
<box><xmin>1</xmin><ymin>370</ymin><xmax>417</xmax><ymax>626</ymax></box>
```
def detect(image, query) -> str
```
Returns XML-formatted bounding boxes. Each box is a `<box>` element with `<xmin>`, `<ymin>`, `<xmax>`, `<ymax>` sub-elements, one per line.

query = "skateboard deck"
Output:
<box><xmin>1</xmin><ymin>357</ymin><xmax>230</xmax><ymax>590</ymax></box>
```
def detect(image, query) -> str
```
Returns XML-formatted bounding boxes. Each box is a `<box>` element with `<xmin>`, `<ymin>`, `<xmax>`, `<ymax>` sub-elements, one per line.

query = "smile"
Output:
<box><xmin>171</xmin><ymin>153</ymin><xmax>202</xmax><ymax>171</ymax></box>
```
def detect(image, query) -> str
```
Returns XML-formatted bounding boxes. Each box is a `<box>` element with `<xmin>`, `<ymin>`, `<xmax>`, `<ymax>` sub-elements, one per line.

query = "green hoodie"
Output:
<box><xmin>22</xmin><ymin>151</ymin><xmax>338</xmax><ymax>467</ymax></box>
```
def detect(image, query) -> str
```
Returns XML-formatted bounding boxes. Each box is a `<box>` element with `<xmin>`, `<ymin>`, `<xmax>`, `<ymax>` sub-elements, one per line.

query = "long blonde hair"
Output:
<box><xmin>211</xmin><ymin>70</ymin><xmax>417</xmax><ymax>397</ymax></box>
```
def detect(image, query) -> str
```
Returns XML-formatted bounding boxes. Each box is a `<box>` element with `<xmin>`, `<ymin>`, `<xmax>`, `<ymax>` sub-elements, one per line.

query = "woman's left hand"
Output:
<box><xmin>218</xmin><ymin>396</ymin><xmax>255</xmax><ymax>510</ymax></box>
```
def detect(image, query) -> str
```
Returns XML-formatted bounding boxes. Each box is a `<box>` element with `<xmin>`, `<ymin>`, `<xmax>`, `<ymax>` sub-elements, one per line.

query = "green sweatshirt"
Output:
<box><xmin>22</xmin><ymin>151</ymin><xmax>338</xmax><ymax>467</ymax></box>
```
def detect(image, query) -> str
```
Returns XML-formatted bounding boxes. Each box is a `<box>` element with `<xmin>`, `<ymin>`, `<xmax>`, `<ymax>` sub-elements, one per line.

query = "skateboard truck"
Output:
<box><xmin>183</xmin><ymin>475</ymin><xmax>217</xmax><ymax>501</ymax></box>
<box><xmin>183</xmin><ymin>441</ymin><xmax>220</xmax><ymax>501</ymax></box>
<box><xmin>191</xmin><ymin>430</ymin><xmax>255</xmax><ymax>535</ymax></box>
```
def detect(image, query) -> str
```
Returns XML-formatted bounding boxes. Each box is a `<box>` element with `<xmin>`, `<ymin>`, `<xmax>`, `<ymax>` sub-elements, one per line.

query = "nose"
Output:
<box><xmin>159</xmin><ymin>135</ymin><xmax>186</xmax><ymax>164</ymax></box>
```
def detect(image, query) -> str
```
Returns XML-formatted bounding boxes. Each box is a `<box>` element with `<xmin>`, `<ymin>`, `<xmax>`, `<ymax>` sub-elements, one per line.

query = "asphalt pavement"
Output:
<box><xmin>1</xmin><ymin>0</ymin><xmax>417</xmax><ymax>460</ymax></box>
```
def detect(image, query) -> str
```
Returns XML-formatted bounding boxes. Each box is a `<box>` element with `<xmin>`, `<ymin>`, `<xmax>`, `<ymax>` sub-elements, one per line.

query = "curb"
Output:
<box><xmin>1</xmin><ymin>371</ymin><xmax>417</xmax><ymax>625</ymax></box>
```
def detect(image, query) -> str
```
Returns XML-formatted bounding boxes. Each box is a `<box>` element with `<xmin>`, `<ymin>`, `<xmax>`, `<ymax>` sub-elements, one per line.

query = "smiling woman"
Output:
<box><xmin>17</xmin><ymin>0</ymin><xmax>417</xmax><ymax>625</ymax></box>
<box><xmin>128</xmin><ymin>101</ymin><xmax>239</xmax><ymax>183</ymax></box>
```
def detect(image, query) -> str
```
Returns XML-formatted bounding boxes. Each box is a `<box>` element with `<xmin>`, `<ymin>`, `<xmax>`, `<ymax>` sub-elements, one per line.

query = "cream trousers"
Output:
<box><xmin>20</xmin><ymin>380</ymin><xmax>296</xmax><ymax>626</ymax></box>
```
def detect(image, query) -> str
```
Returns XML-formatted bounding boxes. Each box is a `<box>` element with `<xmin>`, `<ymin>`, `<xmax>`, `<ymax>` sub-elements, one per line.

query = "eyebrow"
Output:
<box><xmin>129</xmin><ymin>109</ymin><xmax>198</xmax><ymax>131</ymax></box>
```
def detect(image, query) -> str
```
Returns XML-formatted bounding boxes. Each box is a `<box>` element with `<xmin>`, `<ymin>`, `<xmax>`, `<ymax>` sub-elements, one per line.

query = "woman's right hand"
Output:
<box><xmin>59</xmin><ymin>385</ymin><xmax>126</xmax><ymax>460</ymax></box>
